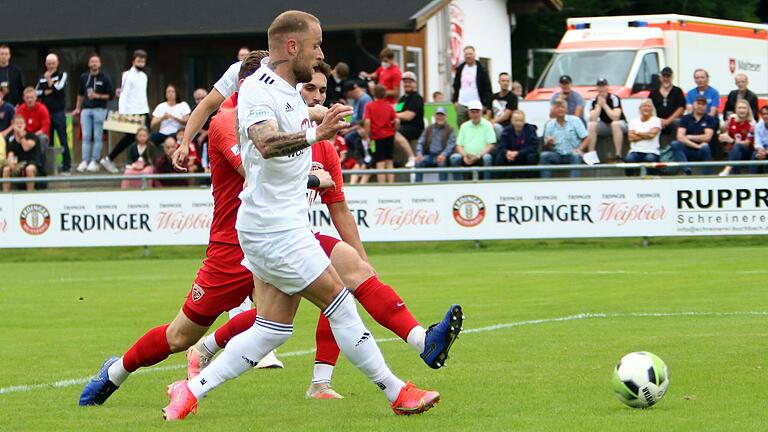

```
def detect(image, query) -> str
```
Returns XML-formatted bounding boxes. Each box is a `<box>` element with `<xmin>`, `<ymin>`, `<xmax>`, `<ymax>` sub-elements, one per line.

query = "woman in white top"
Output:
<box><xmin>150</xmin><ymin>84</ymin><xmax>190</xmax><ymax>145</ymax></box>
<box><xmin>625</xmin><ymin>98</ymin><xmax>661</xmax><ymax>175</ymax></box>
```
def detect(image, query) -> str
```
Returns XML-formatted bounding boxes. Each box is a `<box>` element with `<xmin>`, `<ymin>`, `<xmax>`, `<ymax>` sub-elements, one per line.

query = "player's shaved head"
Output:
<box><xmin>239</xmin><ymin>50</ymin><xmax>269</xmax><ymax>80</ymax></box>
<box><xmin>267</xmin><ymin>10</ymin><xmax>320</xmax><ymax>49</ymax></box>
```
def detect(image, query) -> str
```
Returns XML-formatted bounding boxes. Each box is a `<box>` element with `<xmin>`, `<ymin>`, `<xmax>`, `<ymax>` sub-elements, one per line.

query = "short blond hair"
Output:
<box><xmin>267</xmin><ymin>10</ymin><xmax>320</xmax><ymax>48</ymax></box>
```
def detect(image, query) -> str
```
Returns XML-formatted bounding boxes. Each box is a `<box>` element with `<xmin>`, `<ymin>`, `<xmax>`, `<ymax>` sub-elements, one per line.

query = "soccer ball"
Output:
<box><xmin>612</xmin><ymin>351</ymin><xmax>669</xmax><ymax>408</ymax></box>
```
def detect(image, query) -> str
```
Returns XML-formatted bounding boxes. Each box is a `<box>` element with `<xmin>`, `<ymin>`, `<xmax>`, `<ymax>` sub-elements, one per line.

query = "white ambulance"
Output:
<box><xmin>522</xmin><ymin>14</ymin><xmax>768</xmax><ymax>130</ymax></box>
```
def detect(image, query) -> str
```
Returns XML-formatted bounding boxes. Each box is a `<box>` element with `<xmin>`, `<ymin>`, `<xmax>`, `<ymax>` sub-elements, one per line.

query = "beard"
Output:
<box><xmin>293</xmin><ymin>52</ymin><xmax>314</xmax><ymax>83</ymax></box>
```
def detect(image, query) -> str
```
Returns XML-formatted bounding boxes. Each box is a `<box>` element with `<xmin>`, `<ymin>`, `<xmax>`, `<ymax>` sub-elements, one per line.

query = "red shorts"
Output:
<box><xmin>314</xmin><ymin>232</ymin><xmax>341</xmax><ymax>257</ymax></box>
<box><xmin>183</xmin><ymin>242</ymin><xmax>254</xmax><ymax>326</ymax></box>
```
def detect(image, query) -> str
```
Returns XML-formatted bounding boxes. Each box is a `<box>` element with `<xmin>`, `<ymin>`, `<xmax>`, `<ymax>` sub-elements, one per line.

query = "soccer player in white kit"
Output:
<box><xmin>162</xmin><ymin>10</ymin><xmax>440</xmax><ymax>420</ymax></box>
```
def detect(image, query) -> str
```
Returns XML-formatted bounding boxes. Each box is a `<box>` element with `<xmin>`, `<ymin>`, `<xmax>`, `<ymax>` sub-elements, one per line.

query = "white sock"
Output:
<box><xmin>406</xmin><ymin>326</ymin><xmax>427</xmax><ymax>354</ymax></box>
<box><xmin>311</xmin><ymin>362</ymin><xmax>335</xmax><ymax>384</ymax></box>
<box><xmin>107</xmin><ymin>357</ymin><xmax>130</xmax><ymax>386</ymax></box>
<box><xmin>187</xmin><ymin>317</ymin><xmax>292</xmax><ymax>400</ymax></box>
<box><xmin>324</xmin><ymin>290</ymin><xmax>405</xmax><ymax>402</ymax></box>
<box><xmin>201</xmin><ymin>334</ymin><xmax>220</xmax><ymax>356</ymax></box>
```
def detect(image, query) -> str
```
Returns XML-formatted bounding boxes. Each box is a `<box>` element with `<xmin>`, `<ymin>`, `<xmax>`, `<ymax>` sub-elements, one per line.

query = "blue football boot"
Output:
<box><xmin>421</xmin><ymin>304</ymin><xmax>463</xmax><ymax>369</ymax></box>
<box><xmin>79</xmin><ymin>356</ymin><xmax>120</xmax><ymax>406</ymax></box>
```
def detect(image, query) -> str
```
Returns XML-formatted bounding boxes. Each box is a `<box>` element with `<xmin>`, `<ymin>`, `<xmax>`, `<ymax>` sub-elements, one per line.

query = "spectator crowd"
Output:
<box><xmin>1</xmin><ymin>42</ymin><xmax>766</xmax><ymax>191</ymax></box>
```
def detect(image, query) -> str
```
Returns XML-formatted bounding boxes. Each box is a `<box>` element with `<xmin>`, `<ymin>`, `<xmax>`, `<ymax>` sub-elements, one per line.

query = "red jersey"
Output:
<box><xmin>16</xmin><ymin>102</ymin><xmax>50</xmax><ymax>137</ymax></box>
<box><xmin>332</xmin><ymin>134</ymin><xmax>356</xmax><ymax>169</ymax></box>
<box><xmin>374</xmin><ymin>64</ymin><xmax>402</xmax><ymax>104</ymax></box>
<box><xmin>364</xmin><ymin>99</ymin><xmax>396</xmax><ymax>140</ymax></box>
<box><xmin>206</xmin><ymin>96</ymin><xmax>244</xmax><ymax>244</ymax></box>
<box><xmin>726</xmin><ymin>117</ymin><xmax>754</xmax><ymax>149</ymax></box>
<box><xmin>308</xmin><ymin>139</ymin><xmax>345</xmax><ymax>206</ymax></box>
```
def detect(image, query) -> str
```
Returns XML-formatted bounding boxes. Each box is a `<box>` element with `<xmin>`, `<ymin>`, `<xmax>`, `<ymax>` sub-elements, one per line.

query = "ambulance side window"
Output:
<box><xmin>633</xmin><ymin>52</ymin><xmax>659</xmax><ymax>93</ymax></box>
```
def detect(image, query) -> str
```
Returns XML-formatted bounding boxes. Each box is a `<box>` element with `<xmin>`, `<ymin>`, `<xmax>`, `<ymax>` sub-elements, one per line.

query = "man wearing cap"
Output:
<box><xmin>587</xmin><ymin>78</ymin><xmax>627</xmax><ymax>161</ymax></box>
<box><xmin>415</xmin><ymin>107</ymin><xmax>456</xmax><ymax>182</ymax></box>
<box><xmin>450</xmin><ymin>100</ymin><xmax>495</xmax><ymax>179</ymax></box>
<box><xmin>452</xmin><ymin>46</ymin><xmax>492</xmax><ymax>128</ymax></box>
<box><xmin>724</xmin><ymin>74</ymin><xmax>759</xmax><ymax>120</ymax></box>
<box><xmin>550</xmin><ymin>75</ymin><xmax>584</xmax><ymax>119</ymax></box>
<box><xmin>671</xmin><ymin>95</ymin><xmax>716</xmax><ymax>174</ymax></box>
<box><xmin>394</xmin><ymin>71</ymin><xmax>423</xmax><ymax>167</ymax></box>
<box><xmin>649</xmin><ymin>67</ymin><xmax>686</xmax><ymax>140</ymax></box>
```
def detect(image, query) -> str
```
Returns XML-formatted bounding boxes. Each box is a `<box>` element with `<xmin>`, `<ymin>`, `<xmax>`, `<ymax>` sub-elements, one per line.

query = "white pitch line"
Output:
<box><xmin>1</xmin><ymin>311</ymin><xmax>766</xmax><ymax>396</ymax></box>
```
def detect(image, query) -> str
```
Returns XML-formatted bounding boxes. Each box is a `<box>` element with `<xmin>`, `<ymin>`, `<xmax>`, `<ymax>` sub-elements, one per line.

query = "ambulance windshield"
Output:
<box><xmin>539</xmin><ymin>50</ymin><xmax>635</xmax><ymax>88</ymax></box>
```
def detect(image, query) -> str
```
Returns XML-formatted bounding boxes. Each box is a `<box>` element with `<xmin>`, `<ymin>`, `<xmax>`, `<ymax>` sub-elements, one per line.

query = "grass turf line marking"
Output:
<box><xmin>2</xmin><ymin>310</ymin><xmax>766</xmax><ymax>396</ymax></box>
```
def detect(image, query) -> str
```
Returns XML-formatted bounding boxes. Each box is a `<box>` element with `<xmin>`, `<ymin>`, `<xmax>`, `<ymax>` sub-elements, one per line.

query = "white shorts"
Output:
<box><xmin>238</xmin><ymin>227</ymin><xmax>330</xmax><ymax>295</ymax></box>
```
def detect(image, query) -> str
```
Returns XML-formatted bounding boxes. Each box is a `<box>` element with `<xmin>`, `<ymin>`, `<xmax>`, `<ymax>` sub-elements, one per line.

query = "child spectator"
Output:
<box><xmin>718</xmin><ymin>99</ymin><xmax>755</xmax><ymax>176</ymax></box>
<box><xmin>364</xmin><ymin>85</ymin><xmax>399</xmax><ymax>183</ymax></box>
<box><xmin>121</xmin><ymin>126</ymin><xmax>155</xmax><ymax>189</ymax></box>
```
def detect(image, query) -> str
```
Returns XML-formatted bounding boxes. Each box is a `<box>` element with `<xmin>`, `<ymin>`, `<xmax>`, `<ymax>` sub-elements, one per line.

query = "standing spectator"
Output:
<box><xmin>685</xmin><ymin>69</ymin><xmax>720</xmax><ymax>118</ymax></box>
<box><xmin>2</xmin><ymin>115</ymin><xmax>42</xmax><ymax>191</ymax></box>
<box><xmin>452</xmin><ymin>46</ymin><xmax>492</xmax><ymax>127</ymax></box>
<box><xmin>0</xmin><ymin>45</ymin><xmax>23</xmax><ymax>106</ymax></box>
<box><xmin>649</xmin><ymin>67</ymin><xmax>685</xmax><ymax>140</ymax></box>
<box><xmin>432</xmin><ymin>91</ymin><xmax>445</xmax><ymax>102</ymax></box>
<box><xmin>363</xmin><ymin>85</ymin><xmax>398</xmax><ymax>184</ymax></box>
<box><xmin>394</xmin><ymin>71</ymin><xmax>422</xmax><ymax>167</ymax></box>
<box><xmin>121</xmin><ymin>126</ymin><xmax>155</xmax><ymax>189</ymax></box>
<box><xmin>342</xmin><ymin>80</ymin><xmax>372</xmax><ymax>168</ymax></box>
<box><xmin>625</xmin><ymin>99</ymin><xmax>662</xmax><ymax>175</ymax></box>
<box><xmin>489</xmin><ymin>72</ymin><xmax>518</xmax><ymax>139</ymax></box>
<box><xmin>753</xmin><ymin>106</ymin><xmax>768</xmax><ymax>173</ymax></box>
<box><xmin>325</xmin><ymin>62</ymin><xmax>349</xmax><ymax>107</ymax></box>
<box><xmin>449</xmin><ymin>100</ymin><xmax>495</xmax><ymax>180</ymax></box>
<box><xmin>550</xmin><ymin>75</ymin><xmax>584</xmax><ymax>119</ymax></box>
<box><xmin>723</xmin><ymin>74</ymin><xmax>759</xmax><ymax>121</ymax></box>
<box><xmin>415</xmin><ymin>107</ymin><xmax>455</xmax><ymax>182</ymax></box>
<box><xmin>237</xmin><ymin>46</ymin><xmax>250</xmax><ymax>62</ymax></box>
<box><xmin>15</xmin><ymin>87</ymin><xmax>50</xmax><ymax>148</ymax></box>
<box><xmin>540</xmin><ymin>99</ymin><xmax>588</xmax><ymax>178</ymax></box>
<box><xmin>587</xmin><ymin>78</ymin><xmax>627</xmax><ymax>161</ymax></box>
<box><xmin>718</xmin><ymin>99</ymin><xmax>755</xmax><ymax>176</ymax></box>
<box><xmin>72</xmin><ymin>53</ymin><xmax>114</xmax><ymax>173</ymax></box>
<box><xmin>101</xmin><ymin>49</ymin><xmax>149</xmax><ymax>174</ymax></box>
<box><xmin>494</xmin><ymin>110</ymin><xmax>539</xmax><ymax>178</ymax></box>
<box><xmin>0</xmin><ymin>90</ymin><xmax>15</xmax><ymax>136</ymax></box>
<box><xmin>671</xmin><ymin>96</ymin><xmax>716</xmax><ymax>175</ymax></box>
<box><xmin>360</xmin><ymin>48</ymin><xmax>402</xmax><ymax>104</ymax></box>
<box><xmin>150</xmin><ymin>84</ymin><xmax>190</xmax><ymax>145</ymax></box>
<box><xmin>35</xmin><ymin>53</ymin><xmax>71</xmax><ymax>173</ymax></box>
<box><xmin>0</xmin><ymin>132</ymin><xmax>5</xmax><ymax>167</ymax></box>
<box><xmin>510</xmin><ymin>81</ymin><xmax>524</xmax><ymax>99</ymax></box>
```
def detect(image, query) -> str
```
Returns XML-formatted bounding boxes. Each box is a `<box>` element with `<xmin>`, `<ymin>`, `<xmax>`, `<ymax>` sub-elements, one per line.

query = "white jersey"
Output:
<box><xmin>213</xmin><ymin>61</ymin><xmax>241</xmax><ymax>99</ymax></box>
<box><xmin>236</xmin><ymin>64</ymin><xmax>313</xmax><ymax>233</ymax></box>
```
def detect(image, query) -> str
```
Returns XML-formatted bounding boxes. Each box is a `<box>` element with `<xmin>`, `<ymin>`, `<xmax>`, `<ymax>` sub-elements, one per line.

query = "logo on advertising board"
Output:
<box><xmin>729</xmin><ymin>57</ymin><xmax>761</xmax><ymax>74</ymax></box>
<box><xmin>453</xmin><ymin>195</ymin><xmax>485</xmax><ymax>227</ymax></box>
<box><xmin>19</xmin><ymin>204</ymin><xmax>51</xmax><ymax>235</ymax></box>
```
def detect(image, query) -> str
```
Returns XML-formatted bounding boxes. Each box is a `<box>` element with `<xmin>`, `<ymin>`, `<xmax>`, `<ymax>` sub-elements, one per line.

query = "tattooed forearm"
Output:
<box><xmin>248</xmin><ymin>121</ymin><xmax>311</xmax><ymax>158</ymax></box>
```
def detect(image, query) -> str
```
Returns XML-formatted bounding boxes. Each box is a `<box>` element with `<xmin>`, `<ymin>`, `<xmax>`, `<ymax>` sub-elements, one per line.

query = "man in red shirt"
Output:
<box><xmin>361</xmin><ymin>47</ymin><xmax>402</xmax><ymax>104</ymax></box>
<box><xmin>15</xmin><ymin>87</ymin><xmax>50</xmax><ymax>147</ymax></box>
<box><xmin>363</xmin><ymin>85</ymin><xmax>399</xmax><ymax>183</ymax></box>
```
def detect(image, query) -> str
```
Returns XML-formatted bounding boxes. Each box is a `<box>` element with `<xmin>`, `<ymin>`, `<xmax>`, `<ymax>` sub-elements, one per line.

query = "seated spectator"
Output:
<box><xmin>331</xmin><ymin>133</ymin><xmax>354</xmax><ymax>170</ymax></box>
<box><xmin>649</xmin><ymin>67</ymin><xmax>685</xmax><ymax>140</ymax></box>
<box><xmin>432</xmin><ymin>91</ymin><xmax>445</xmax><ymax>102</ymax></box>
<box><xmin>550</xmin><ymin>75</ymin><xmax>584</xmax><ymax>118</ymax></box>
<box><xmin>415</xmin><ymin>107</ymin><xmax>456</xmax><ymax>182</ymax></box>
<box><xmin>150</xmin><ymin>84</ymin><xmax>190</xmax><ymax>145</ymax></box>
<box><xmin>540</xmin><ymin>99</ymin><xmax>588</xmax><ymax>178</ymax></box>
<box><xmin>121</xmin><ymin>126</ymin><xmax>155</xmax><ymax>189</ymax></box>
<box><xmin>0</xmin><ymin>130</ymin><xmax>5</xmax><ymax>166</ymax></box>
<box><xmin>671</xmin><ymin>96</ymin><xmax>716</xmax><ymax>175</ymax></box>
<box><xmin>494</xmin><ymin>110</ymin><xmax>538</xmax><ymax>178</ymax></box>
<box><xmin>625</xmin><ymin>99</ymin><xmax>662</xmax><ymax>176</ymax></box>
<box><xmin>15</xmin><ymin>87</ymin><xmax>50</xmax><ymax>148</ymax></box>
<box><xmin>153</xmin><ymin>135</ymin><xmax>188</xmax><ymax>187</ymax></box>
<box><xmin>0</xmin><ymin>90</ymin><xmax>15</xmax><ymax>136</ymax></box>
<box><xmin>718</xmin><ymin>99</ymin><xmax>755</xmax><ymax>176</ymax></box>
<box><xmin>363</xmin><ymin>85</ymin><xmax>398</xmax><ymax>184</ymax></box>
<box><xmin>724</xmin><ymin>74</ymin><xmax>758</xmax><ymax>120</ymax></box>
<box><xmin>342</xmin><ymin>80</ymin><xmax>371</xmax><ymax>159</ymax></box>
<box><xmin>511</xmin><ymin>81</ymin><xmax>524</xmax><ymax>99</ymax></box>
<box><xmin>449</xmin><ymin>100</ymin><xmax>495</xmax><ymax>180</ymax></box>
<box><xmin>489</xmin><ymin>72</ymin><xmax>518</xmax><ymax>139</ymax></box>
<box><xmin>2</xmin><ymin>115</ymin><xmax>43</xmax><ymax>192</ymax></box>
<box><xmin>587</xmin><ymin>78</ymin><xmax>627</xmax><ymax>161</ymax></box>
<box><xmin>348</xmin><ymin>133</ymin><xmax>371</xmax><ymax>185</ymax></box>
<box><xmin>175</xmin><ymin>128</ymin><xmax>199</xmax><ymax>174</ymax></box>
<box><xmin>237</xmin><ymin>46</ymin><xmax>250</xmax><ymax>62</ymax></box>
<box><xmin>753</xmin><ymin>106</ymin><xmax>768</xmax><ymax>173</ymax></box>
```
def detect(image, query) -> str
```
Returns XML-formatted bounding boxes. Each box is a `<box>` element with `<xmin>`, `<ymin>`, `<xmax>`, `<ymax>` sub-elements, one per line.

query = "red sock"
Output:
<box><xmin>122</xmin><ymin>324</ymin><xmax>172</xmax><ymax>373</ymax></box>
<box><xmin>315</xmin><ymin>313</ymin><xmax>341</xmax><ymax>366</ymax></box>
<box><xmin>214</xmin><ymin>308</ymin><xmax>257</xmax><ymax>348</ymax></box>
<box><xmin>353</xmin><ymin>276</ymin><xmax>420</xmax><ymax>341</ymax></box>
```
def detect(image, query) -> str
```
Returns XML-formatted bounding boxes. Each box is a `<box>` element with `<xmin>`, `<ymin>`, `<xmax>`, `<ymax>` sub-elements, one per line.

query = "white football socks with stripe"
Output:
<box><xmin>324</xmin><ymin>290</ymin><xmax>405</xmax><ymax>402</ymax></box>
<box><xmin>187</xmin><ymin>316</ymin><xmax>292</xmax><ymax>400</ymax></box>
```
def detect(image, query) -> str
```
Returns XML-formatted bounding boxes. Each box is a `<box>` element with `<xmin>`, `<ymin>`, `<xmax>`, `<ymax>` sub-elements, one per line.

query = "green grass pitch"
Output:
<box><xmin>1</xmin><ymin>238</ymin><xmax>767</xmax><ymax>431</ymax></box>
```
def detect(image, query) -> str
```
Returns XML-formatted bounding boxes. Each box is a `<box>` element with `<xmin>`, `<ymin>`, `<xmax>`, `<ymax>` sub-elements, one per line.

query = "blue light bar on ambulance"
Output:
<box><xmin>574</xmin><ymin>23</ymin><xmax>590</xmax><ymax>29</ymax></box>
<box><xmin>628</xmin><ymin>21</ymin><xmax>648</xmax><ymax>27</ymax></box>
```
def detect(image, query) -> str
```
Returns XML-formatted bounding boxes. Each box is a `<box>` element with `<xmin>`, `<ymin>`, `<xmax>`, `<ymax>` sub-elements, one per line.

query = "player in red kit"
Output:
<box><xmin>78</xmin><ymin>51</ymin><xmax>334</xmax><ymax>406</ymax></box>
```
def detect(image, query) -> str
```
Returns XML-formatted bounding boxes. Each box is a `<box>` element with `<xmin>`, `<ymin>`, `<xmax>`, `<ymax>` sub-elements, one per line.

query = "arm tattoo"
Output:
<box><xmin>248</xmin><ymin>121</ymin><xmax>311</xmax><ymax>158</ymax></box>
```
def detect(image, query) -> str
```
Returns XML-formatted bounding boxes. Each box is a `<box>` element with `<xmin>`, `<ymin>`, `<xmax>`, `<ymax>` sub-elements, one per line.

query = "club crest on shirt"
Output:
<box><xmin>191</xmin><ymin>283</ymin><xmax>205</xmax><ymax>302</ymax></box>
